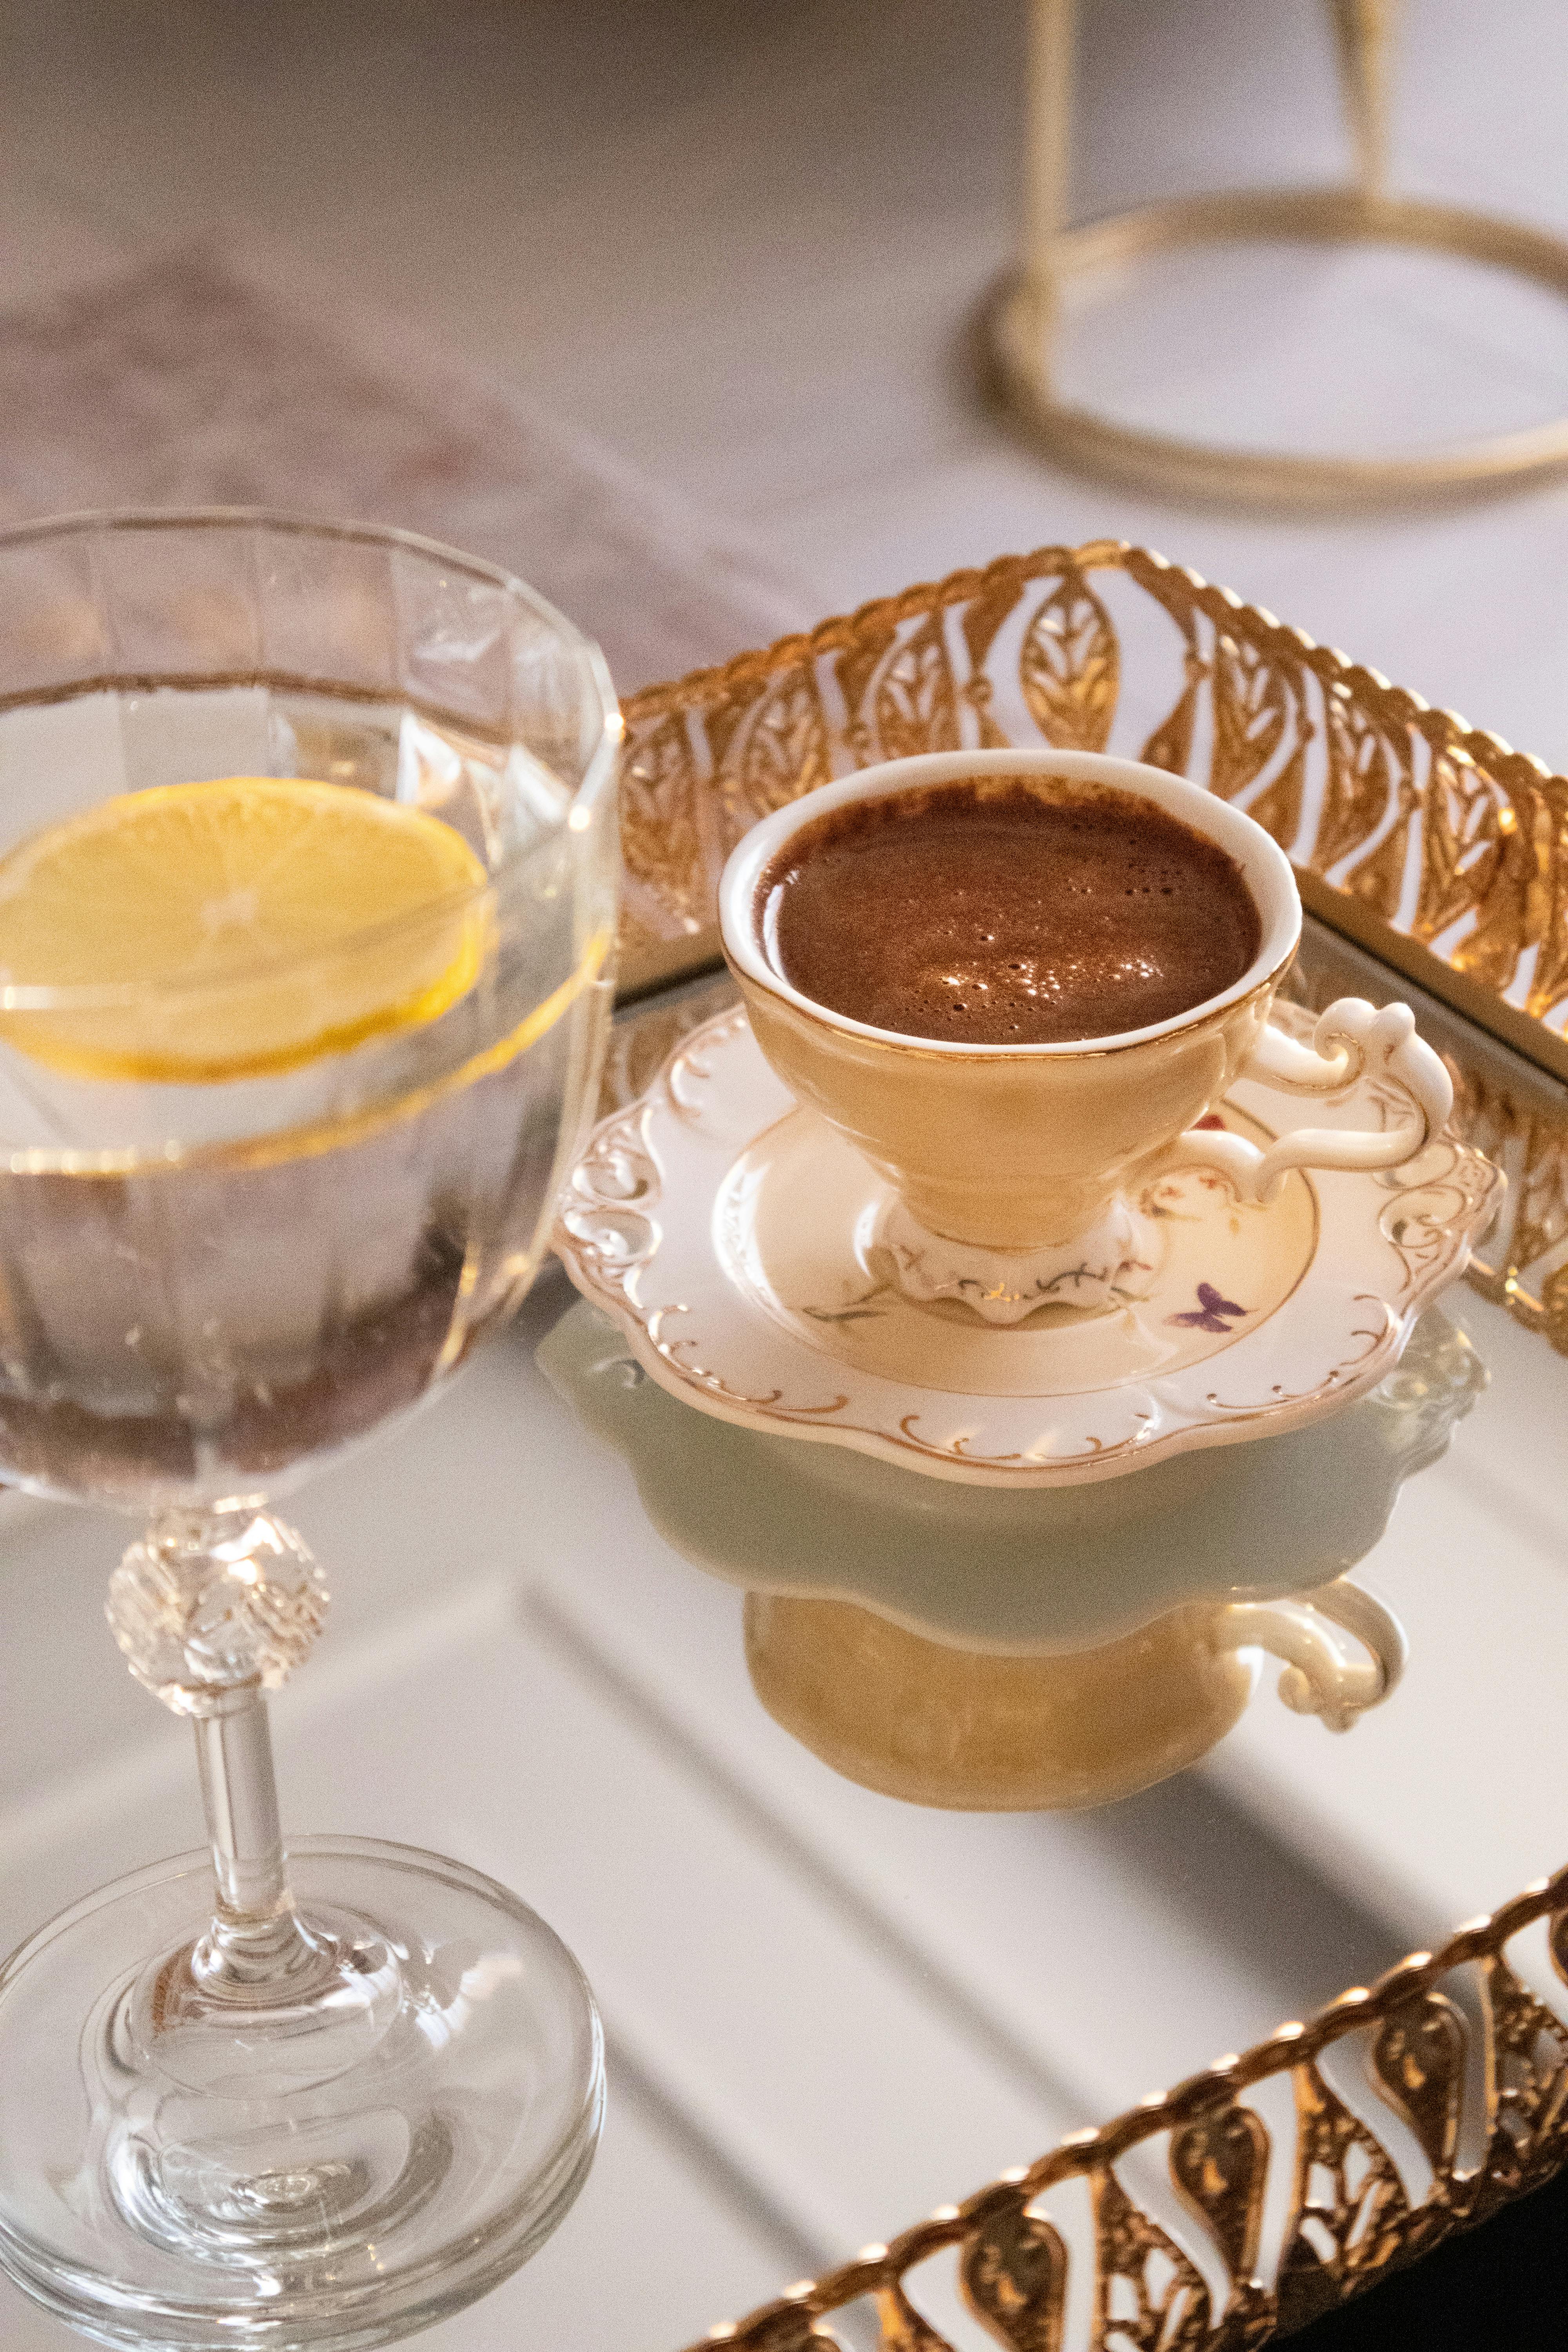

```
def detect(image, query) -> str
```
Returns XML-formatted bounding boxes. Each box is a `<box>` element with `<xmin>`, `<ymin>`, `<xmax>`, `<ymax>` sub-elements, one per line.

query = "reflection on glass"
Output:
<box><xmin>743</xmin><ymin>1579</ymin><xmax>1408</xmax><ymax>1811</ymax></box>
<box><xmin>542</xmin><ymin>1303</ymin><xmax>1483</xmax><ymax>1809</ymax></box>
<box><xmin>0</xmin><ymin>515</ymin><xmax>619</xmax><ymax>2352</ymax></box>
<box><xmin>745</xmin><ymin>1593</ymin><xmax>1261</xmax><ymax>1810</ymax></box>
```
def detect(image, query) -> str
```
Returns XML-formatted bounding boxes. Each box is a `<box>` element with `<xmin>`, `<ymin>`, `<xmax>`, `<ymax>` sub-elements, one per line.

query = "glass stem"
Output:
<box><xmin>196</xmin><ymin>1692</ymin><xmax>289</xmax><ymax>1918</ymax></box>
<box><xmin>192</xmin><ymin>1691</ymin><xmax>330</xmax><ymax>1992</ymax></box>
<box><xmin>107</xmin><ymin>1505</ymin><xmax>334</xmax><ymax>1997</ymax></box>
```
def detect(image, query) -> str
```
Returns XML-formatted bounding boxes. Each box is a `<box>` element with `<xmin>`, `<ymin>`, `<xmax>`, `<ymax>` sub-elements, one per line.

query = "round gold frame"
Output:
<box><xmin>987</xmin><ymin>1</ymin><xmax>1568</xmax><ymax>508</ymax></box>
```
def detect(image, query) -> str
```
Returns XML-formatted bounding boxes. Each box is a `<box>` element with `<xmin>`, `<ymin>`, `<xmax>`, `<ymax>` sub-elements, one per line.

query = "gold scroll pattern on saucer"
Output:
<box><xmin>618</xmin><ymin>541</ymin><xmax>1568</xmax><ymax>1356</ymax></box>
<box><xmin>677</xmin><ymin>1874</ymin><xmax>1568</xmax><ymax>2352</ymax></box>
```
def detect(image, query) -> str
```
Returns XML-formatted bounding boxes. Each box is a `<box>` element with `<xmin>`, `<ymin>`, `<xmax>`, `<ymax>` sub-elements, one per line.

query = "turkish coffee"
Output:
<box><xmin>757</xmin><ymin>777</ymin><xmax>1262</xmax><ymax>1045</ymax></box>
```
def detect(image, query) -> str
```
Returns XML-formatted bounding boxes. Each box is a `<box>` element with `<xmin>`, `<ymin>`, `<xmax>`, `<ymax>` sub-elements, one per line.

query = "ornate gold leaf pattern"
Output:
<box><xmin>1410</xmin><ymin>751</ymin><xmax>1521</xmax><ymax>963</ymax></box>
<box><xmin>1091</xmin><ymin>2166</ymin><xmax>1211</xmax><ymax>2350</ymax></box>
<box><xmin>1017</xmin><ymin>570</ymin><xmax>1119</xmax><ymax>753</ymax></box>
<box><xmin>617</xmin><ymin>710</ymin><xmax>707</xmax><ymax>945</ymax></box>
<box><xmin>713</xmin><ymin>662</ymin><xmax>832</xmax><ymax>846</ymax></box>
<box><xmin>959</xmin><ymin>2191</ymin><xmax>1068</xmax><ymax>2352</ymax></box>
<box><xmin>872</xmin><ymin>613</ymin><xmax>961</xmax><ymax>764</ymax></box>
<box><xmin>1274</xmin><ymin>2059</ymin><xmax>1409</xmax><ymax>2332</ymax></box>
<box><xmin>1371</xmin><ymin>1992</ymin><xmax>1466</xmax><ymax>2174</ymax></box>
<box><xmin>1169</xmin><ymin>2102</ymin><xmax>1269</xmax><ymax>2285</ymax></box>
<box><xmin>1480</xmin><ymin>1951</ymin><xmax>1568</xmax><ymax>2196</ymax></box>
<box><xmin>672</xmin><ymin>1875</ymin><xmax>1568</xmax><ymax>2352</ymax></box>
<box><xmin>621</xmin><ymin>539</ymin><xmax>1568</xmax><ymax>1031</ymax></box>
<box><xmin>833</xmin><ymin>610</ymin><xmax>900</xmax><ymax>764</ymax></box>
<box><xmin>1343</xmin><ymin>788</ymin><xmax>1417</xmax><ymax>922</ymax></box>
<box><xmin>1318</xmin><ymin>685</ymin><xmax>1409</xmax><ymax>885</ymax></box>
<box><xmin>1242</xmin><ymin>740</ymin><xmax>1310</xmax><ymax>865</ymax></box>
<box><xmin>1519</xmin><ymin>769</ymin><xmax>1568</xmax><ymax>1022</ymax></box>
<box><xmin>1210</xmin><ymin>631</ymin><xmax>1297</xmax><ymax>808</ymax></box>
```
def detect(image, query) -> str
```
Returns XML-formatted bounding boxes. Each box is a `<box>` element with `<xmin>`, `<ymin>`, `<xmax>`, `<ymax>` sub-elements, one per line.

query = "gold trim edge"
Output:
<box><xmin>681</xmin><ymin>1863</ymin><xmax>1568</xmax><ymax>2350</ymax></box>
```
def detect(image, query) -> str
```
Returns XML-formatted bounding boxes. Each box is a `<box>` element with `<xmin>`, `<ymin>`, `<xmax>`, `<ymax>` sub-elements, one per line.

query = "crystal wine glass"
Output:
<box><xmin>0</xmin><ymin>512</ymin><xmax>621</xmax><ymax>2349</ymax></box>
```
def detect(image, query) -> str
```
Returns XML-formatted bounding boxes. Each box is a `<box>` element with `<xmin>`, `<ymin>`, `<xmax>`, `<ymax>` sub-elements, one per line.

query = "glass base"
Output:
<box><xmin>0</xmin><ymin>1837</ymin><xmax>604</xmax><ymax>2351</ymax></box>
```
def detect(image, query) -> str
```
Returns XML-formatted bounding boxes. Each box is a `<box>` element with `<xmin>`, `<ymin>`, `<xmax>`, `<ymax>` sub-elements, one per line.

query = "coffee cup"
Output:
<box><xmin>717</xmin><ymin>749</ymin><xmax>1453</xmax><ymax>1325</ymax></box>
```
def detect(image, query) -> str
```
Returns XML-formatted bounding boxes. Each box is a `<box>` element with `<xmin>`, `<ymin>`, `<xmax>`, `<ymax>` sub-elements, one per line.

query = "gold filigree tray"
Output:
<box><xmin>602</xmin><ymin>544</ymin><xmax>1568</xmax><ymax>2350</ymax></box>
<box><xmin>679</xmin><ymin>1870</ymin><xmax>1568</xmax><ymax>2350</ymax></box>
<box><xmin>617</xmin><ymin>540</ymin><xmax>1568</xmax><ymax>1364</ymax></box>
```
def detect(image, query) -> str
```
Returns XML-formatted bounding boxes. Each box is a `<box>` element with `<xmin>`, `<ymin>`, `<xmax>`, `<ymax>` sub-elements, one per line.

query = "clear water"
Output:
<box><xmin>0</xmin><ymin>684</ymin><xmax>604</xmax><ymax>1509</ymax></box>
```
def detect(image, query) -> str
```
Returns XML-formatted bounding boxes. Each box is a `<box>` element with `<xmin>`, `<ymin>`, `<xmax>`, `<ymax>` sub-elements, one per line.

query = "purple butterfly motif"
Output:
<box><xmin>1168</xmin><ymin>1281</ymin><xmax>1247</xmax><ymax>1333</ymax></box>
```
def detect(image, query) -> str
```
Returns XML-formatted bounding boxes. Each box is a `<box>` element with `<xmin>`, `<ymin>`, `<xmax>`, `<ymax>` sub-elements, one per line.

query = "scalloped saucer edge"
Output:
<box><xmin>553</xmin><ymin>1004</ymin><xmax>1502</xmax><ymax>1487</ymax></box>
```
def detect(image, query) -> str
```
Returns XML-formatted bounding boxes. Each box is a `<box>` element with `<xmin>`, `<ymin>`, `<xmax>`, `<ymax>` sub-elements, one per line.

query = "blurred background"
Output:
<box><xmin>1</xmin><ymin>0</ymin><xmax>1567</xmax><ymax>742</ymax></box>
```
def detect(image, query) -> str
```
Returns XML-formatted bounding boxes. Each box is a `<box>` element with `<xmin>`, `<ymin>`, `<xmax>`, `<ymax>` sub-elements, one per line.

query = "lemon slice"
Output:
<box><xmin>0</xmin><ymin>778</ymin><xmax>488</xmax><ymax>1082</ymax></box>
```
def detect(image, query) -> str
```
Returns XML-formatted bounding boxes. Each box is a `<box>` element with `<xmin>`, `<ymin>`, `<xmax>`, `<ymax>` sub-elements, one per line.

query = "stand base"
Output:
<box><xmin>982</xmin><ymin>187</ymin><xmax>1568</xmax><ymax>508</ymax></box>
<box><xmin>0</xmin><ymin>1838</ymin><xmax>604</xmax><ymax>2351</ymax></box>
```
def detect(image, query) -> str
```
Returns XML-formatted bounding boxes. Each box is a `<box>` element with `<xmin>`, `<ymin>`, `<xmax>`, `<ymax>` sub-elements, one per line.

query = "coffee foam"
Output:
<box><xmin>759</xmin><ymin>777</ymin><xmax>1262</xmax><ymax>1045</ymax></box>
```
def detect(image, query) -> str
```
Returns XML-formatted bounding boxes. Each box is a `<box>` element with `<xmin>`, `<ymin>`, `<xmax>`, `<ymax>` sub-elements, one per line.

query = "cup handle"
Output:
<box><xmin>1163</xmin><ymin>997</ymin><xmax>1453</xmax><ymax>1203</ymax></box>
<box><xmin>1218</xmin><ymin>1579</ymin><xmax>1408</xmax><ymax>1733</ymax></box>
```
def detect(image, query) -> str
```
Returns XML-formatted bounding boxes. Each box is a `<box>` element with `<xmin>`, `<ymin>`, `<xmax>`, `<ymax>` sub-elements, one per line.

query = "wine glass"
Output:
<box><xmin>0</xmin><ymin>512</ymin><xmax>621</xmax><ymax>2349</ymax></box>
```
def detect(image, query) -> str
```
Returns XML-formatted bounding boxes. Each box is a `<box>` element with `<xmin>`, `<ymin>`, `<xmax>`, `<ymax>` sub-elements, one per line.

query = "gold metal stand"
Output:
<box><xmin>983</xmin><ymin>0</ymin><xmax>1568</xmax><ymax>507</ymax></box>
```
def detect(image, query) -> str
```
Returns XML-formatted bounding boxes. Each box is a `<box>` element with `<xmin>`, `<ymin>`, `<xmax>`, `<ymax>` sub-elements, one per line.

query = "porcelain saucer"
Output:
<box><xmin>555</xmin><ymin>1002</ymin><xmax>1502</xmax><ymax>1487</ymax></box>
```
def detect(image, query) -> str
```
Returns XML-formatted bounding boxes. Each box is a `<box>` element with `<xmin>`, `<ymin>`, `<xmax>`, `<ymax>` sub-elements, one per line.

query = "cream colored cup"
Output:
<box><xmin>718</xmin><ymin>750</ymin><xmax>1453</xmax><ymax>1324</ymax></box>
<box><xmin>743</xmin><ymin>1581</ymin><xmax>1405</xmax><ymax>1811</ymax></box>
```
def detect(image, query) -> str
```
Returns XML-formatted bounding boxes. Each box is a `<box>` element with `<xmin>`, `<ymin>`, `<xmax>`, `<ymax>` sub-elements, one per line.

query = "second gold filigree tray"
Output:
<box><xmin>675</xmin><ymin>1869</ymin><xmax>1568</xmax><ymax>2350</ymax></box>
